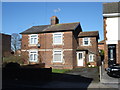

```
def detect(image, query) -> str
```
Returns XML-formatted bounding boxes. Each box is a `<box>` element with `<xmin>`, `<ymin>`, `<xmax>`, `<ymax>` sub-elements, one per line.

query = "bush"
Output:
<box><xmin>87</xmin><ymin>62</ymin><xmax>90</xmax><ymax>65</ymax></box>
<box><xmin>2</xmin><ymin>55</ymin><xmax>24</xmax><ymax>65</ymax></box>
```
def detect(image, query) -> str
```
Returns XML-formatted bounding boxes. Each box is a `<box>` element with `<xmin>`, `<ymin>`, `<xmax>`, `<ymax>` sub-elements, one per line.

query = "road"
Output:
<box><xmin>2</xmin><ymin>67</ymin><xmax>120</xmax><ymax>89</ymax></box>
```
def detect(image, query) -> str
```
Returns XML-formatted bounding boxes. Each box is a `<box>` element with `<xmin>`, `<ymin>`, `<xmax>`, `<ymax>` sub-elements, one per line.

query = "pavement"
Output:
<box><xmin>2</xmin><ymin>67</ymin><xmax>120</xmax><ymax>89</ymax></box>
<box><xmin>101</xmin><ymin>71</ymin><xmax>120</xmax><ymax>84</ymax></box>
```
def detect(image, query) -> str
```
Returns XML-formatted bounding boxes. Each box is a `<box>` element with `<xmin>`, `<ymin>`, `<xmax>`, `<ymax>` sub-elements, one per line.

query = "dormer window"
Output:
<box><xmin>29</xmin><ymin>34</ymin><xmax>38</xmax><ymax>44</ymax></box>
<box><xmin>83</xmin><ymin>37</ymin><xmax>90</xmax><ymax>46</ymax></box>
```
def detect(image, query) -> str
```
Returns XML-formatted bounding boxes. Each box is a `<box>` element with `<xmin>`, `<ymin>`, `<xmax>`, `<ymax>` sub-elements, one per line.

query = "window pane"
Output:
<box><xmin>31</xmin><ymin>38</ymin><xmax>34</xmax><ymax>44</ymax></box>
<box><xmin>84</xmin><ymin>38</ymin><xmax>87</xmax><ymax>41</ymax></box>
<box><xmin>79</xmin><ymin>53</ymin><xmax>82</xmax><ymax>59</ymax></box>
<box><xmin>54</xmin><ymin>34</ymin><xmax>62</xmax><ymax>44</ymax></box>
<box><xmin>54</xmin><ymin>51</ymin><xmax>61</xmax><ymax>53</ymax></box>
<box><xmin>85</xmin><ymin>41</ymin><xmax>88</xmax><ymax>44</ymax></box>
<box><xmin>89</xmin><ymin>54</ymin><xmax>93</xmax><ymax>62</ymax></box>
<box><xmin>110</xmin><ymin>49</ymin><xmax>113</xmax><ymax>60</ymax></box>
<box><xmin>34</xmin><ymin>38</ymin><xmax>37</xmax><ymax>44</ymax></box>
<box><xmin>30</xmin><ymin>54</ymin><xmax>33</xmax><ymax>60</ymax></box>
<box><xmin>54</xmin><ymin>54</ymin><xmax>61</xmax><ymax>61</ymax></box>
<box><xmin>84</xmin><ymin>38</ymin><xmax>89</xmax><ymax>45</ymax></box>
<box><xmin>34</xmin><ymin>54</ymin><xmax>37</xmax><ymax>60</ymax></box>
<box><xmin>30</xmin><ymin>35</ymin><xmax>38</xmax><ymax>44</ymax></box>
<box><xmin>90</xmin><ymin>55</ymin><xmax>92</xmax><ymax>60</ymax></box>
<box><xmin>54</xmin><ymin>36</ymin><xmax>61</xmax><ymax>43</ymax></box>
<box><xmin>53</xmin><ymin>50</ymin><xmax>62</xmax><ymax>62</ymax></box>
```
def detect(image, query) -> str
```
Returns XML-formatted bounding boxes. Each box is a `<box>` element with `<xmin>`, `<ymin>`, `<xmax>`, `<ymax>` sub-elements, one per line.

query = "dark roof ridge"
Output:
<box><xmin>20</xmin><ymin>22</ymin><xmax>81</xmax><ymax>34</ymax></box>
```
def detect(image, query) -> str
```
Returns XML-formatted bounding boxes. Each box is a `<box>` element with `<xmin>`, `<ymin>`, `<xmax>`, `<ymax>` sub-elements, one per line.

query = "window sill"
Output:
<box><xmin>29</xmin><ymin>60</ymin><xmax>38</xmax><ymax>62</ymax></box>
<box><xmin>28</xmin><ymin>44</ymin><xmax>37</xmax><ymax>46</ymax></box>
<box><xmin>52</xmin><ymin>61</ymin><xmax>63</xmax><ymax>63</ymax></box>
<box><xmin>53</xmin><ymin>44</ymin><xmax>63</xmax><ymax>45</ymax></box>
<box><xmin>89</xmin><ymin>61</ymin><xmax>94</xmax><ymax>63</ymax></box>
<box><xmin>82</xmin><ymin>45</ymin><xmax>91</xmax><ymax>46</ymax></box>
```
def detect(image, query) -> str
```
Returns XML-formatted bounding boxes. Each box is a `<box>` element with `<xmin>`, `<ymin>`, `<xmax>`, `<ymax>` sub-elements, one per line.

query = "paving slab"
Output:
<box><xmin>101</xmin><ymin>72</ymin><xmax>120</xmax><ymax>84</ymax></box>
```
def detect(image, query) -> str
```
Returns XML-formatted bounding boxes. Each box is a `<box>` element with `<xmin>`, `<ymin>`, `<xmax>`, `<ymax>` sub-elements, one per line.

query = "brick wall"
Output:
<box><xmin>104</xmin><ymin>18</ymin><xmax>108</xmax><ymax>68</ymax></box>
<box><xmin>116</xmin><ymin>40</ymin><xmax>120</xmax><ymax>64</ymax></box>
<box><xmin>78</xmin><ymin>37</ymin><xmax>98</xmax><ymax>66</ymax></box>
<box><xmin>0</xmin><ymin>34</ymin><xmax>11</xmax><ymax>57</ymax></box>
<box><xmin>21</xmin><ymin>31</ymin><xmax>78</xmax><ymax>69</ymax></box>
<box><xmin>104</xmin><ymin>17</ymin><xmax>120</xmax><ymax>68</ymax></box>
<box><xmin>98</xmin><ymin>44</ymin><xmax>104</xmax><ymax>51</ymax></box>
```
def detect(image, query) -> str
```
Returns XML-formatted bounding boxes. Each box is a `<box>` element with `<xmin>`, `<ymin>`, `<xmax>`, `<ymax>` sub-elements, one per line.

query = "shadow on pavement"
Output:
<box><xmin>2</xmin><ymin>63</ymin><xmax>93</xmax><ymax>89</ymax></box>
<box><xmin>3</xmin><ymin>72</ymin><xmax>93</xmax><ymax>89</ymax></box>
<box><xmin>52</xmin><ymin>73</ymin><xmax>93</xmax><ymax>83</ymax></box>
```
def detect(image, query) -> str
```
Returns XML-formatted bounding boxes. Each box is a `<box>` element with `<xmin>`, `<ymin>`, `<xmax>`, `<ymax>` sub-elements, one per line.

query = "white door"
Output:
<box><xmin>77</xmin><ymin>52</ymin><xmax>84</xmax><ymax>66</ymax></box>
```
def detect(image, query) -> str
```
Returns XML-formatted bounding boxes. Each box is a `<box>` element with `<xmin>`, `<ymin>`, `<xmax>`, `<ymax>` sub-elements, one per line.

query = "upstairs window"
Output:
<box><xmin>53</xmin><ymin>33</ymin><xmax>63</xmax><ymax>45</ymax></box>
<box><xmin>83</xmin><ymin>37</ymin><xmax>90</xmax><ymax>46</ymax></box>
<box><xmin>53</xmin><ymin>50</ymin><xmax>62</xmax><ymax>62</ymax></box>
<box><xmin>29</xmin><ymin>34</ymin><xmax>38</xmax><ymax>44</ymax></box>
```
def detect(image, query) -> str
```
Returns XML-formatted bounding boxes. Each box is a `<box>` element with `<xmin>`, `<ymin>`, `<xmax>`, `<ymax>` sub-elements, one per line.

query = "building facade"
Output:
<box><xmin>0</xmin><ymin>33</ymin><xmax>11</xmax><ymax>57</ymax></box>
<box><xmin>20</xmin><ymin>16</ymin><xmax>99</xmax><ymax>69</ymax></box>
<box><xmin>103</xmin><ymin>2</ymin><xmax>120</xmax><ymax>68</ymax></box>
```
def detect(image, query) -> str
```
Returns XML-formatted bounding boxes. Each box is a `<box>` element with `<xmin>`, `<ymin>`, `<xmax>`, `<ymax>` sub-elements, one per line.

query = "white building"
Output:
<box><xmin>103</xmin><ymin>2</ymin><xmax>120</xmax><ymax>68</ymax></box>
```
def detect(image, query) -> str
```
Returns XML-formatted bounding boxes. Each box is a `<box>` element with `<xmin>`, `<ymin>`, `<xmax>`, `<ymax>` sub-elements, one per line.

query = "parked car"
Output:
<box><xmin>105</xmin><ymin>64</ymin><xmax>120</xmax><ymax>78</ymax></box>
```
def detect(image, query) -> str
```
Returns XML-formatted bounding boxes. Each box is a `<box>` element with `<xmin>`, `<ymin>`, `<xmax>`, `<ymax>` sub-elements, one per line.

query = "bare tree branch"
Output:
<box><xmin>11</xmin><ymin>33</ymin><xmax>21</xmax><ymax>52</ymax></box>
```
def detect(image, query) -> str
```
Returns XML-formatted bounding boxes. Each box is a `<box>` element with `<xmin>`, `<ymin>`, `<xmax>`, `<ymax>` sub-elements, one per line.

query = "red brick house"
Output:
<box><xmin>0</xmin><ymin>33</ymin><xmax>11</xmax><ymax>57</ymax></box>
<box><xmin>103</xmin><ymin>2</ymin><xmax>120</xmax><ymax>68</ymax></box>
<box><xmin>20</xmin><ymin>16</ymin><xmax>99</xmax><ymax>69</ymax></box>
<box><xmin>98</xmin><ymin>40</ymin><xmax>105</xmax><ymax>51</ymax></box>
<box><xmin>77</xmin><ymin>31</ymin><xmax>99</xmax><ymax>67</ymax></box>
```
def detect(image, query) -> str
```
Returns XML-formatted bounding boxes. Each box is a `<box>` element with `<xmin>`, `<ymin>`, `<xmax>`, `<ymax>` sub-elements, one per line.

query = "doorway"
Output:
<box><xmin>77</xmin><ymin>52</ymin><xmax>84</xmax><ymax>66</ymax></box>
<box><xmin>108</xmin><ymin>44</ymin><xmax>116</xmax><ymax>66</ymax></box>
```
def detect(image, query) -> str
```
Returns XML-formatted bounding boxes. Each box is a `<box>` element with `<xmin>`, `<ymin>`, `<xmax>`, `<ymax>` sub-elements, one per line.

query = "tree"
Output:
<box><xmin>11</xmin><ymin>33</ymin><xmax>21</xmax><ymax>52</ymax></box>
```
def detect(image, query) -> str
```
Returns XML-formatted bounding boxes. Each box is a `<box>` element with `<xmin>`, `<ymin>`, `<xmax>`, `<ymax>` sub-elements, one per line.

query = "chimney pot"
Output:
<box><xmin>50</xmin><ymin>16</ymin><xmax>59</xmax><ymax>25</ymax></box>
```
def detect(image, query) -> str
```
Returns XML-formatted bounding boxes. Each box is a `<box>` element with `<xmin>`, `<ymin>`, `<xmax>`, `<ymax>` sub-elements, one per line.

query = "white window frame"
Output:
<box><xmin>29</xmin><ymin>50</ymin><xmax>38</xmax><ymax>62</ymax></box>
<box><xmin>53</xmin><ymin>33</ymin><xmax>63</xmax><ymax>45</ymax></box>
<box><xmin>53</xmin><ymin>50</ymin><xmax>63</xmax><ymax>63</ymax></box>
<box><xmin>83</xmin><ymin>37</ymin><xmax>90</xmax><ymax>46</ymax></box>
<box><xmin>89</xmin><ymin>54</ymin><xmax>94</xmax><ymax>62</ymax></box>
<box><xmin>29</xmin><ymin>34</ymin><xmax>38</xmax><ymax>45</ymax></box>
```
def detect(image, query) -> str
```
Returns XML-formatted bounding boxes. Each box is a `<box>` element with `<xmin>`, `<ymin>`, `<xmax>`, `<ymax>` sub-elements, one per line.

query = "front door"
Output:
<box><xmin>108</xmin><ymin>44</ymin><xmax>116</xmax><ymax>66</ymax></box>
<box><xmin>77</xmin><ymin>52</ymin><xmax>84</xmax><ymax>66</ymax></box>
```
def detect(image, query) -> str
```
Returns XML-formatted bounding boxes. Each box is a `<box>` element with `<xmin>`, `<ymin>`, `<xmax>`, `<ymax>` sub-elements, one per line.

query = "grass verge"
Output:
<box><xmin>52</xmin><ymin>69</ymin><xmax>71</xmax><ymax>73</ymax></box>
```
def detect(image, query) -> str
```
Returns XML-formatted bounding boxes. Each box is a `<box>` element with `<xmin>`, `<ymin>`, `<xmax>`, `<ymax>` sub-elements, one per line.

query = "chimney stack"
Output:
<box><xmin>50</xmin><ymin>16</ymin><xmax>59</xmax><ymax>25</ymax></box>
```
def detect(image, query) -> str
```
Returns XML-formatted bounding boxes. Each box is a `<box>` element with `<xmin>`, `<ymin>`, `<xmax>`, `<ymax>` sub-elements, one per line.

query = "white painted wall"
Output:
<box><xmin>106</xmin><ymin>17</ymin><xmax>120</xmax><ymax>44</ymax></box>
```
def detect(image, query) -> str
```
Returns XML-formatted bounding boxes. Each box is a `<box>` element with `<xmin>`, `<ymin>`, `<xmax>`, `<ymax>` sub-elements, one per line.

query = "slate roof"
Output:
<box><xmin>20</xmin><ymin>22</ymin><xmax>80</xmax><ymax>34</ymax></box>
<box><xmin>77</xmin><ymin>47</ymin><xmax>88</xmax><ymax>51</ymax></box>
<box><xmin>103</xmin><ymin>2</ymin><xmax>120</xmax><ymax>14</ymax></box>
<box><xmin>78</xmin><ymin>31</ymin><xmax>99</xmax><ymax>39</ymax></box>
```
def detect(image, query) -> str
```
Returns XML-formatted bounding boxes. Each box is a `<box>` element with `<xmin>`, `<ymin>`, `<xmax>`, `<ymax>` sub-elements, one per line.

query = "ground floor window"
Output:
<box><xmin>89</xmin><ymin>54</ymin><xmax>94</xmax><ymax>62</ymax></box>
<box><xmin>29</xmin><ymin>50</ymin><xmax>38</xmax><ymax>62</ymax></box>
<box><xmin>53</xmin><ymin>50</ymin><xmax>62</xmax><ymax>62</ymax></box>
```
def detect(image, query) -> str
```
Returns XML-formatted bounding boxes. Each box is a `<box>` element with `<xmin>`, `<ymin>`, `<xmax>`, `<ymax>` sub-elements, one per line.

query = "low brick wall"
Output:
<box><xmin>3</xmin><ymin>66</ymin><xmax>52</xmax><ymax>81</ymax></box>
<box><xmin>21</xmin><ymin>63</ymin><xmax>45</xmax><ymax>68</ymax></box>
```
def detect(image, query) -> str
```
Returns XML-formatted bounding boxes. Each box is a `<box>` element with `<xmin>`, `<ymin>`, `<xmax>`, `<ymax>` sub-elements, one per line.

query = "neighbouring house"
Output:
<box><xmin>98</xmin><ymin>40</ymin><xmax>105</xmax><ymax>51</ymax></box>
<box><xmin>103</xmin><ymin>2</ymin><xmax>120</xmax><ymax>68</ymax></box>
<box><xmin>20</xmin><ymin>16</ymin><xmax>99</xmax><ymax>69</ymax></box>
<box><xmin>77</xmin><ymin>31</ymin><xmax>99</xmax><ymax>67</ymax></box>
<box><xmin>0</xmin><ymin>33</ymin><xmax>11</xmax><ymax>57</ymax></box>
<box><xmin>98</xmin><ymin>40</ymin><xmax>105</xmax><ymax>62</ymax></box>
